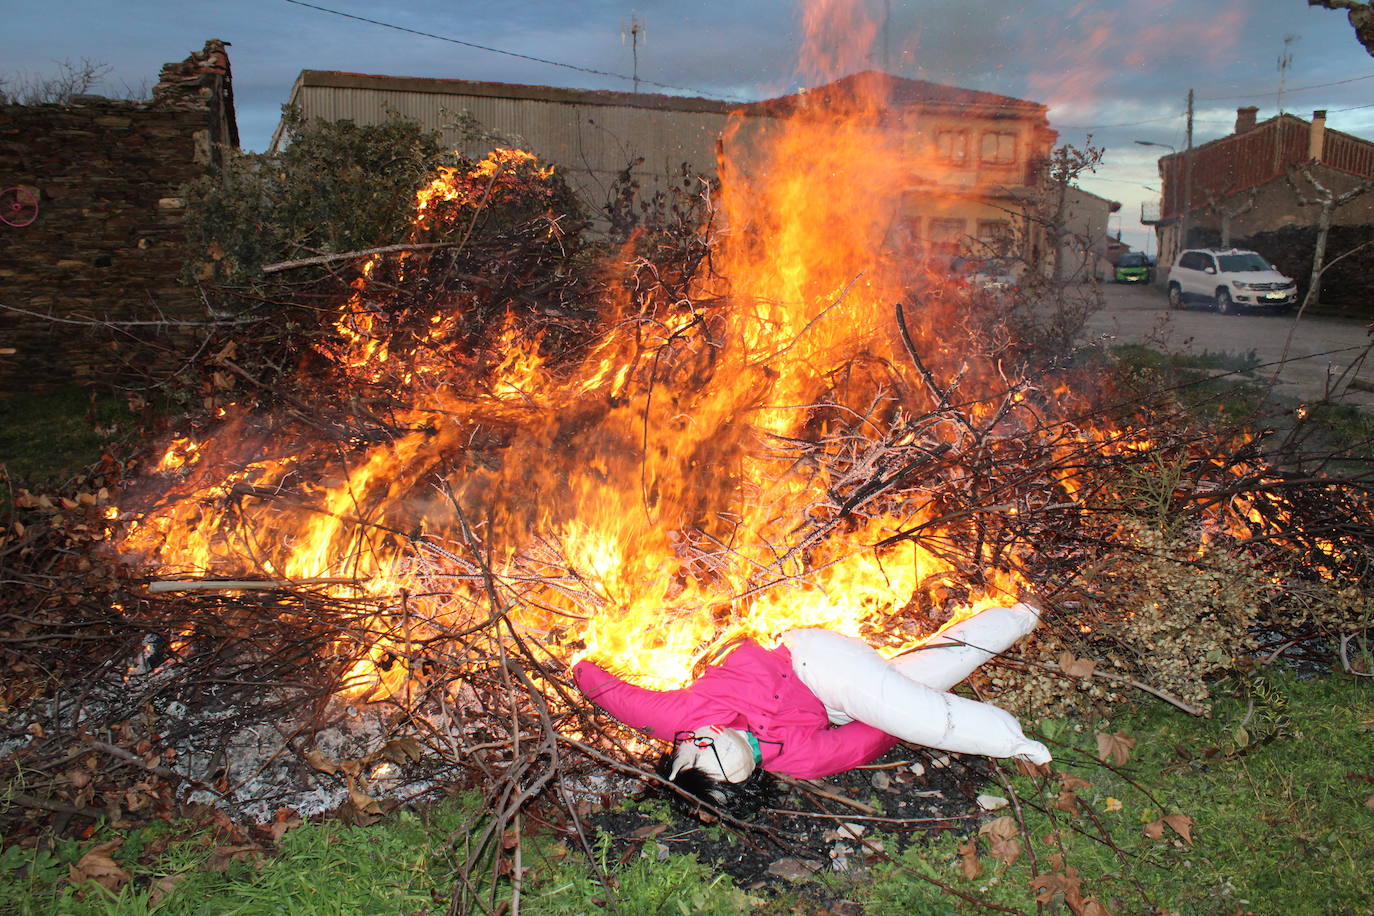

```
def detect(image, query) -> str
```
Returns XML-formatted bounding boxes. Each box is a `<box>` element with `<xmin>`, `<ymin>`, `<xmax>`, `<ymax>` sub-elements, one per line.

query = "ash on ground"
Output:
<box><xmin>586</xmin><ymin>746</ymin><xmax>996</xmax><ymax>899</ymax></box>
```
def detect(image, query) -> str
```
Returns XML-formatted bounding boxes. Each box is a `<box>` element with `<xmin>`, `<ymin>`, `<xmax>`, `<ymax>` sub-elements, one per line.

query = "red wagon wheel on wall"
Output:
<box><xmin>0</xmin><ymin>186</ymin><xmax>39</xmax><ymax>228</ymax></box>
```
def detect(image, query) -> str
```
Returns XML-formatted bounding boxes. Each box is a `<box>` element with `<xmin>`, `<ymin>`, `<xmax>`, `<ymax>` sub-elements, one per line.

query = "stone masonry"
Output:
<box><xmin>0</xmin><ymin>40</ymin><xmax>237</xmax><ymax>395</ymax></box>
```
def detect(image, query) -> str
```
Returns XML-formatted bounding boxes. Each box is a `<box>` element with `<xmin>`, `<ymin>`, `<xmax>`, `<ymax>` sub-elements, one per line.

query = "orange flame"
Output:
<box><xmin>123</xmin><ymin>4</ymin><xmax>1272</xmax><ymax>700</ymax></box>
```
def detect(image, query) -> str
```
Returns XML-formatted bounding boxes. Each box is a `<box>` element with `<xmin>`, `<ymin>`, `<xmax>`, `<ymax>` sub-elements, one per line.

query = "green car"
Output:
<box><xmin>1114</xmin><ymin>252</ymin><xmax>1152</xmax><ymax>283</ymax></box>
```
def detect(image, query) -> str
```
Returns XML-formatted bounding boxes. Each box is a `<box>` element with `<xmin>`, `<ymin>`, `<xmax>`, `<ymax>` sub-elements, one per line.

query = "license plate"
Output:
<box><xmin>1262</xmin><ymin>294</ymin><xmax>1286</xmax><ymax>301</ymax></box>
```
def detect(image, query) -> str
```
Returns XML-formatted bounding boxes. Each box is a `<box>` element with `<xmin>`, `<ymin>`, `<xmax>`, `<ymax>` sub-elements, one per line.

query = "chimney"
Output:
<box><xmin>1309</xmin><ymin>110</ymin><xmax>1327</xmax><ymax>162</ymax></box>
<box><xmin>1235</xmin><ymin>106</ymin><xmax>1258</xmax><ymax>133</ymax></box>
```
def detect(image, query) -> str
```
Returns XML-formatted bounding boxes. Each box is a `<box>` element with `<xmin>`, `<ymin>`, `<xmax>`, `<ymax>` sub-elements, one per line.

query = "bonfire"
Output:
<box><xmin>2</xmin><ymin>2</ymin><xmax>1370</xmax><ymax>911</ymax></box>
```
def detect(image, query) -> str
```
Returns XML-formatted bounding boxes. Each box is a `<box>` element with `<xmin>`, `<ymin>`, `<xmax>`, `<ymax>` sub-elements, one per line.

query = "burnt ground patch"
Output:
<box><xmin>586</xmin><ymin>746</ymin><xmax>999</xmax><ymax>906</ymax></box>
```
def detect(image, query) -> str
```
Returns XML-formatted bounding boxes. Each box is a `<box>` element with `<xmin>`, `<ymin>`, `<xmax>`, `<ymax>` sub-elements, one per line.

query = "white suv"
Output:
<box><xmin>1166</xmin><ymin>248</ymin><xmax>1298</xmax><ymax>314</ymax></box>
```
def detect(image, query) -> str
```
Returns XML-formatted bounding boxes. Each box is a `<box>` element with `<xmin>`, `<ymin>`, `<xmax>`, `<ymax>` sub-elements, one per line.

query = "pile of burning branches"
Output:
<box><xmin>2</xmin><ymin>119</ymin><xmax>1372</xmax><ymax>913</ymax></box>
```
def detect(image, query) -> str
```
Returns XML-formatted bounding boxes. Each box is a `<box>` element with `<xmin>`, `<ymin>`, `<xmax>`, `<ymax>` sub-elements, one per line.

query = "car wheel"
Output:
<box><xmin>1167</xmin><ymin>283</ymin><xmax>1183</xmax><ymax>309</ymax></box>
<box><xmin>1215</xmin><ymin>288</ymin><xmax>1236</xmax><ymax>315</ymax></box>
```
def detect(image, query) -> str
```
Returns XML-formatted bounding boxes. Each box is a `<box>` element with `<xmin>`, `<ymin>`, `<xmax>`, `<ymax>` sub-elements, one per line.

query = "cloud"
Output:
<box><xmin>6</xmin><ymin>0</ymin><xmax>1373</xmax><ymax>245</ymax></box>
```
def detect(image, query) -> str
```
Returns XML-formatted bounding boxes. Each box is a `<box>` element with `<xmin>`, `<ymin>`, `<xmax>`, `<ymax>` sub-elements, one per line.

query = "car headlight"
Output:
<box><xmin>1232</xmin><ymin>281</ymin><xmax>1252</xmax><ymax>290</ymax></box>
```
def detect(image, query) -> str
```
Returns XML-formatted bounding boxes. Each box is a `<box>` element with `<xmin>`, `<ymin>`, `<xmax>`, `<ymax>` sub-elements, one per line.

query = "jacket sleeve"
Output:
<box><xmin>572</xmin><ymin>660</ymin><xmax>694</xmax><ymax>741</ymax></box>
<box><xmin>779</xmin><ymin>721</ymin><xmax>900</xmax><ymax>780</ymax></box>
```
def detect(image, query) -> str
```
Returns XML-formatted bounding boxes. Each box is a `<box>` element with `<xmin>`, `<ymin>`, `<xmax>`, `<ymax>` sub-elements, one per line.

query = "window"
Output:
<box><xmin>1218</xmin><ymin>252</ymin><xmax>1272</xmax><ymax>272</ymax></box>
<box><xmin>976</xmin><ymin>220</ymin><xmax>1012</xmax><ymax>255</ymax></box>
<box><xmin>936</xmin><ymin>130</ymin><xmax>969</xmax><ymax>163</ymax></box>
<box><xmin>928</xmin><ymin>217</ymin><xmax>967</xmax><ymax>256</ymax></box>
<box><xmin>980</xmin><ymin>131</ymin><xmax>1016</xmax><ymax>164</ymax></box>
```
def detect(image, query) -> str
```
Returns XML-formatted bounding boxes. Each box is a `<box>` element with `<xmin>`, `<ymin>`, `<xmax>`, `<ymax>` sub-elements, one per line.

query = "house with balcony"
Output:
<box><xmin>735</xmin><ymin>71</ymin><xmax>1059</xmax><ymax>268</ymax></box>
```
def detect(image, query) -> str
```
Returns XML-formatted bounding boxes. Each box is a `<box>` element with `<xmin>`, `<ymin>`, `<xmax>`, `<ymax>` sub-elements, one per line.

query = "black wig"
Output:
<box><xmin>654</xmin><ymin>752</ymin><xmax>778</xmax><ymax>820</ymax></box>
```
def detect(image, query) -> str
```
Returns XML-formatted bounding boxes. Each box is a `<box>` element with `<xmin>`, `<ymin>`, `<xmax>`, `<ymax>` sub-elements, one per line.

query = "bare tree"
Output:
<box><xmin>0</xmin><ymin>58</ymin><xmax>111</xmax><ymax>105</ymax></box>
<box><xmin>1309</xmin><ymin>0</ymin><xmax>1374</xmax><ymax>56</ymax></box>
<box><xmin>1200</xmin><ymin>186</ymin><xmax>1258</xmax><ymax>247</ymax></box>
<box><xmin>1286</xmin><ymin>163</ymin><xmax>1374</xmax><ymax>303</ymax></box>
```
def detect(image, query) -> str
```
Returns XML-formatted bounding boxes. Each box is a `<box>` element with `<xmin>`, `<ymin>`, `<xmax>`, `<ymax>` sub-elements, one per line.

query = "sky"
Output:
<box><xmin>6</xmin><ymin>0</ymin><xmax>1374</xmax><ymax>254</ymax></box>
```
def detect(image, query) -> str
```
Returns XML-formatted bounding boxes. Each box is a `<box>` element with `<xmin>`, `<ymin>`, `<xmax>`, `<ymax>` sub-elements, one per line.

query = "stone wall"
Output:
<box><xmin>0</xmin><ymin>40</ymin><xmax>236</xmax><ymax>396</ymax></box>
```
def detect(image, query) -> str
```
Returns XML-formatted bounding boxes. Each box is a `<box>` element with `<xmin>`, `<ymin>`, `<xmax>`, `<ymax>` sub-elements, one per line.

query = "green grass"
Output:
<box><xmin>0</xmin><ymin>791</ymin><xmax>755</xmax><ymax>915</ymax></box>
<box><xmin>523</xmin><ymin>831</ymin><xmax>756</xmax><ymax>915</ymax></box>
<box><xmin>4</xmin><ymin>674</ymin><xmax>1367</xmax><ymax>914</ymax></box>
<box><xmin>0</xmin><ymin>387</ymin><xmax>139</xmax><ymax>491</ymax></box>
<box><xmin>1303</xmin><ymin>401</ymin><xmax>1374</xmax><ymax>450</ymax></box>
<box><xmin>1103</xmin><ymin>344</ymin><xmax>1374</xmax><ymax>453</ymax></box>
<box><xmin>1102</xmin><ymin>343</ymin><xmax>1276</xmax><ymax>435</ymax></box>
<box><xmin>860</xmin><ymin>671</ymin><xmax>1374</xmax><ymax>915</ymax></box>
<box><xmin>1109</xmin><ymin>343</ymin><xmax>1262</xmax><ymax>376</ymax></box>
<box><xmin>1</xmin><ymin>798</ymin><xmax>474</xmax><ymax>915</ymax></box>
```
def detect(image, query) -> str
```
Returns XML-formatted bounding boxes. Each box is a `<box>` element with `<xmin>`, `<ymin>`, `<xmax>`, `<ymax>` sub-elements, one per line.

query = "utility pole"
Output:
<box><xmin>1182</xmin><ymin>88</ymin><xmax>1194</xmax><ymax>250</ymax></box>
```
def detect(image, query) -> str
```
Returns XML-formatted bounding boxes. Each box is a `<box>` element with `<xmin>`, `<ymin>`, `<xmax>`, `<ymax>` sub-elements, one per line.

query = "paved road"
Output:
<box><xmin>1081</xmin><ymin>282</ymin><xmax>1374</xmax><ymax>412</ymax></box>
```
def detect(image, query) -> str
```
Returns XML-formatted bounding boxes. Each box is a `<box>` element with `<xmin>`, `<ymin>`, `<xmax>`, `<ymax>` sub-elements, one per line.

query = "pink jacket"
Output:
<box><xmin>573</xmin><ymin>640</ymin><xmax>898</xmax><ymax>780</ymax></box>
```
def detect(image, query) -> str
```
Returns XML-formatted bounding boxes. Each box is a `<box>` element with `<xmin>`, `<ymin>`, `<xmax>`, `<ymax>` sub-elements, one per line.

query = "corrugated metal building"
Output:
<box><xmin>272</xmin><ymin>71</ymin><xmax>734</xmax><ymax>224</ymax></box>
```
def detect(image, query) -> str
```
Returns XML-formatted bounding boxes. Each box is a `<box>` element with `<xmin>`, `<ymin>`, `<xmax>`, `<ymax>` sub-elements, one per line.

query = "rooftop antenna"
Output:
<box><xmin>622</xmin><ymin>14</ymin><xmax>646</xmax><ymax>94</ymax></box>
<box><xmin>1277</xmin><ymin>33</ymin><xmax>1297</xmax><ymax>114</ymax></box>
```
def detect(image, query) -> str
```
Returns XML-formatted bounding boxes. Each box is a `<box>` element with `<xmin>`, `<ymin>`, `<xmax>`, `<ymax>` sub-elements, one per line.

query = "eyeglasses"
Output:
<box><xmin>671</xmin><ymin>730</ymin><xmax>726</xmax><ymax>779</ymax></box>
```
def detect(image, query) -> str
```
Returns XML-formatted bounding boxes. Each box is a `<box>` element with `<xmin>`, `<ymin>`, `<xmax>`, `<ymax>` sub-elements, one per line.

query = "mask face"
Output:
<box><xmin>669</xmin><ymin>725</ymin><xmax>757</xmax><ymax>783</ymax></box>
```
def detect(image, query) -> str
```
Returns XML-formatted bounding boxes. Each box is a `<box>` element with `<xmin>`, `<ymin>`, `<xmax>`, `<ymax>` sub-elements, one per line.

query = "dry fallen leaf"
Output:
<box><xmin>1030</xmin><ymin>865</ymin><xmax>1084</xmax><ymax>908</ymax></box>
<box><xmin>347</xmin><ymin>783</ymin><xmax>383</xmax><ymax>816</ymax></box>
<box><xmin>1103</xmin><ymin>796</ymin><xmax>1123</xmax><ymax>813</ymax></box>
<box><xmin>1057</xmin><ymin>650</ymin><xmax>1098</xmax><ymax>679</ymax></box>
<box><xmin>1162</xmin><ymin>814</ymin><xmax>1193</xmax><ymax>844</ymax></box>
<box><xmin>1365</xmin><ymin>793</ymin><xmax>1374</xmax><ymax>810</ymax></box>
<box><xmin>147</xmin><ymin>874</ymin><xmax>185</xmax><ymax>907</ymax></box>
<box><xmin>207</xmin><ymin>844</ymin><xmax>262</xmax><ymax>872</ymax></box>
<box><xmin>979</xmin><ymin>816</ymin><xmax>1022</xmax><ymax>865</ymax></box>
<box><xmin>1096</xmin><ymin>731</ymin><xmax>1137</xmax><ymax>767</ymax></box>
<box><xmin>631</xmin><ymin>823</ymin><xmax>668</xmax><ymax>839</ymax></box>
<box><xmin>210</xmin><ymin>808</ymin><xmax>248</xmax><ymax>844</ymax></box>
<box><xmin>826</xmin><ymin>822</ymin><xmax>865</xmax><ymax>841</ymax></box>
<box><xmin>766</xmin><ymin>857</ymin><xmax>822</xmax><ymax>881</ymax></box>
<box><xmin>1080</xmin><ymin>897</ymin><xmax>1118</xmax><ymax>916</ymax></box>
<box><xmin>379</xmin><ymin>736</ymin><xmax>423</xmax><ymax>765</ymax></box>
<box><xmin>268</xmin><ymin>812</ymin><xmax>303</xmax><ymax>843</ymax></box>
<box><xmin>957</xmin><ymin>839</ymin><xmax>983</xmax><ymax>880</ymax></box>
<box><xmin>303</xmin><ymin>748</ymin><xmax>339</xmax><ymax>775</ymax></box>
<box><xmin>1145</xmin><ymin>814</ymin><xmax>1194</xmax><ymax>844</ymax></box>
<box><xmin>68</xmin><ymin>839</ymin><xmax>131</xmax><ymax>893</ymax></box>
